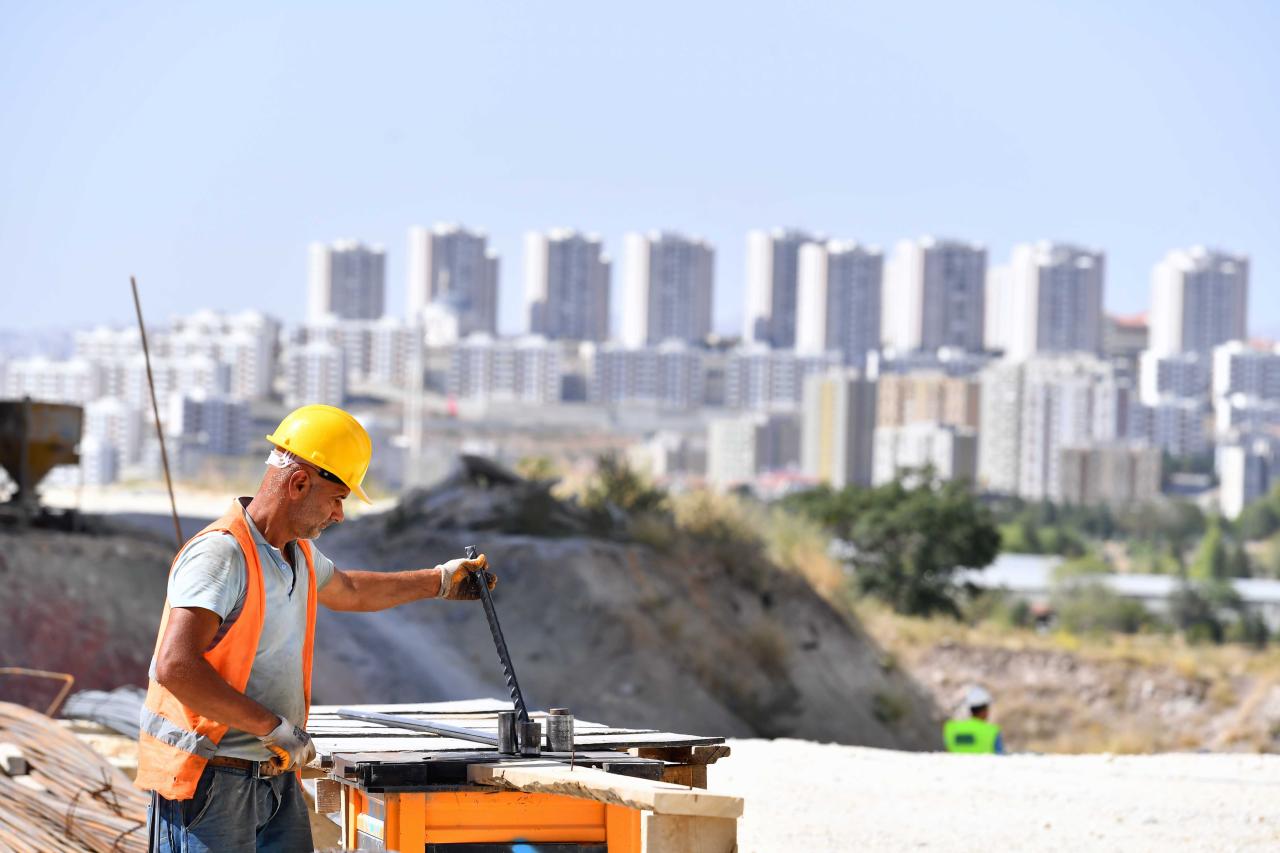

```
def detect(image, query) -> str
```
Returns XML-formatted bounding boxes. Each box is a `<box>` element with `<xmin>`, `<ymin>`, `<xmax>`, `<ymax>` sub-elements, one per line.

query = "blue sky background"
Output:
<box><xmin>1</xmin><ymin>1</ymin><xmax>1276</xmax><ymax>338</ymax></box>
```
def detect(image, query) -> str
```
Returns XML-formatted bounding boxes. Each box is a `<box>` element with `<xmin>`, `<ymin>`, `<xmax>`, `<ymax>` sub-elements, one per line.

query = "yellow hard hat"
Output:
<box><xmin>265</xmin><ymin>405</ymin><xmax>373</xmax><ymax>504</ymax></box>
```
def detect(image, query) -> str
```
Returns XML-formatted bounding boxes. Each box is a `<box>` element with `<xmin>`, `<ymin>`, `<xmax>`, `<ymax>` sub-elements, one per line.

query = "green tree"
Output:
<box><xmin>1189</xmin><ymin>518</ymin><xmax>1228</xmax><ymax>581</ymax></box>
<box><xmin>1238</xmin><ymin>490</ymin><xmax>1280</xmax><ymax>541</ymax></box>
<box><xmin>786</xmin><ymin>473</ymin><xmax>1000</xmax><ymax>617</ymax></box>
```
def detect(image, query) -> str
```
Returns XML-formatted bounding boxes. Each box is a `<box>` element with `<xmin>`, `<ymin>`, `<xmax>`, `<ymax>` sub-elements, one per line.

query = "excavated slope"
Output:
<box><xmin>311</xmin><ymin>463</ymin><xmax>942</xmax><ymax>749</ymax></box>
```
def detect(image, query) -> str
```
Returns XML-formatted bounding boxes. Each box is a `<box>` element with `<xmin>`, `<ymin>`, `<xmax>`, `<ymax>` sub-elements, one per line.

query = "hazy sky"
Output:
<box><xmin>2</xmin><ymin>1</ymin><xmax>1277</xmax><ymax>338</ymax></box>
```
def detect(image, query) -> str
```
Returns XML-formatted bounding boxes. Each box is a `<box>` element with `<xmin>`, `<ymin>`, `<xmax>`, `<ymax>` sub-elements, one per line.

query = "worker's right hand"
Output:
<box><xmin>259</xmin><ymin>716</ymin><xmax>316</xmax><ymax>771</ymax></box>
<box><xmin>435</xmin><ymin>553</ymin><xmax>497</xmax><ymax>600</ymax></box>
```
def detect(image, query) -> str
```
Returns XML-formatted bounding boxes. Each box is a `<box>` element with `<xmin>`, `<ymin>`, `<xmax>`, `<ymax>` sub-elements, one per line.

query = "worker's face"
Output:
<box><xmin>286</xmin><ymin>462</ymin><xmax>349</xmax><ymax>539</ymax></box>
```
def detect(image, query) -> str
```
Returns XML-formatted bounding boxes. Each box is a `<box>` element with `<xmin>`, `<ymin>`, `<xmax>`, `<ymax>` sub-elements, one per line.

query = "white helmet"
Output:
<box><xmin>965</xmin><ymin>685</ymin><xmax>993</xmax><ymax>710</ymax></box>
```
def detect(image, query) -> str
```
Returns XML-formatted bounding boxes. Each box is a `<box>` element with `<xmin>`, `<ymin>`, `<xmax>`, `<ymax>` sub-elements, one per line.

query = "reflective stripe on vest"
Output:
<box><xmin>139</xmin><ymin>706</ymin><xmax>218</xmax><ymax>760</ymax></box>
<box><xmin>134</xmin><ymin>499</ymin><xmax>317</xmax><ymax>800</ymax></box>
<box><xmin>943</xmin><ymin>717</ymin><xmax>1001</xmax><ymax>754</ymax></box>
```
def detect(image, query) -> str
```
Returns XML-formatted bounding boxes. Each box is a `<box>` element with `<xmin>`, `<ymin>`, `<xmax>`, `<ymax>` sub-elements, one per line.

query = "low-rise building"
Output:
<box><xmin>1056</xmin><ymin>444</ymin><xmax>1162</xmax><ymax>507</ymax></box>
<box><xmin>872</xmin><ymin>423</ymin><xmax>977</xmax><ymax>485</ymax></box>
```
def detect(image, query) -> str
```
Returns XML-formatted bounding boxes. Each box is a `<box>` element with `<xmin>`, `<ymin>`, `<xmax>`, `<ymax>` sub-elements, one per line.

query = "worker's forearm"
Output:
<box><xmin>156</xmin><ymin>656</ymin><xmax>281</xmax><ymax>737</ymax></box>
<box><xmin>338</xmin><ymin>568</ymin><xmax>439</xmax><ymax>611</ymax></box>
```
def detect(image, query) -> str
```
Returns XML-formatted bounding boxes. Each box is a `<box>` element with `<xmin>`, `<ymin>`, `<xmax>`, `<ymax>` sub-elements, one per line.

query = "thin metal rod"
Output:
<box><xmin>467</xmin><ymin>545</ymin><xmax>531</xmax><ymax>722</ymax></box>
<box><xmin>130</xmin><ymin>276</ymin><xmax>183</xmax><ymax>550</ymax></box>
<box><xmin>0</xmin><ymin>667</ymin><xmax>76</xmax><ymax>717</ymax></box>
<box><xmin>335</xmin><ymin>708</ymin><xmax>498</xmax><ymax>746</ymax></box>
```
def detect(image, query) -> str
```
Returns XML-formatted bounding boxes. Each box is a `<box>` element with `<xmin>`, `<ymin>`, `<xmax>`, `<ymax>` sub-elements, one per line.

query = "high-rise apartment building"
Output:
<box><xmin>1149</xmin><ymin>247</ymin><xmax>1249</xmax><ymax>356</ymax></box>
<box><xmin>744</xmin><ymin>228</ymin><xmax>818</xmax><ymax>348</ymax></box>
<box><xmin>876</xmin><ymin>372</ymin><xmax>980</xmax><ymax>429</ymax></box>
<box><xmin>977</xmin><ymin>355</ymin><xmax>1129</xmax><ymax>499</ymax></box>
<box><xmin>587</xmin><ymin>341</ymin><xmax>706</xmax><ymax>411</ymax></box>
<box><xmin>621</xmin><ymin>231</ymin><xmax>714</xmax><ymax>347</ymax></box>
<box><xmin>992</xmin><ymin>242</ymin><xmax>1104</xmax><ymax>360</ymax></box>
<box><xmin>1212</xmin><ymin>341</ymin><xmax>1280</xmax><ymax>401</ymax></box>
<box><xmin>525</xmin><ymin>230</ymin><xmax>611</xmax><ymax>342</ymax></box>
<box><xmin>406</xmin><ymin>224</ymin><xmax>499</xmax><ymax>335</ymax></box>
<box><xmin>3</xmin><ymin>357</ymin><xmax>102</xmax><ymax>404</ymax></box>
<box><xmin>1130</xmin><ymin>398</ymin><xmax>1212</xmax><ymax>457</ymax></box>
<box><xmin>284</xmin><ymin>340</ymin><xmax>347</xmax><ymax>408</ymax></box>
<box><xmin>800</xmin><ymin>368</ymin><xmax>877</xmax><ymax>488</ymax></box>
<box><xmin>725</xmin><ymin>345</ymin><xmax>841</xmax><ymax>412</ymax></box>
<box><xmin>447</xmin><ymin>334</ymin><xmax>563</xmax><ymax>404</ymax></box>
<box><xmin>308</xmin><ymin>240</ymin><xmax>386</xmax><ymax>322</ymax></box>
<box><xmin>1138</xmin><ymin>351</ymin><xmax>1210</xmax><ymax>405</ymax></box>
<box><xmin>796</xmin><ymin>240</ymin><xmax>883</xmax><ymax>367</ymax></box>
<box><xmin>883</xmin><ymin>237</ymin><xmax>987</xmax><ymax>353</ymax></box>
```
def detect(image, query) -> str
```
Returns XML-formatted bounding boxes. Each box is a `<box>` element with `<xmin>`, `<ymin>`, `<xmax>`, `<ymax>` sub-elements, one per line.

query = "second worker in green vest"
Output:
<box><xmin>943</xmin><ymin>685</ymin><xmax>1004</xmax><ymax>754</ymax></box>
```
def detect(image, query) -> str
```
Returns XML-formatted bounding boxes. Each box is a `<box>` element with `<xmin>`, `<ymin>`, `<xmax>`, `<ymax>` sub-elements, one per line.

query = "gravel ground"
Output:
<box><xmin>711</xmin><ymin>739</ymin><xmax>1280</xmax><ymax>851</ymax></box>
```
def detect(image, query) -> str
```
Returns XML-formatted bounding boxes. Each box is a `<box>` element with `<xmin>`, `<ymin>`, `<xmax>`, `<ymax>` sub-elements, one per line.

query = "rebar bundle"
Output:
<box><xmin>0</xmin><ymin>702</ymin><xmax>146</xmax><ymax>853</ymax></box>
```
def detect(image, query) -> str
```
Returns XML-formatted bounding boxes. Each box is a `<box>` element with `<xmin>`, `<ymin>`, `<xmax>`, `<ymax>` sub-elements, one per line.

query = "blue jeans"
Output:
<box><xmin>147</xmin><ymin>764</ymin><xmax>313</xmax><ymax>852</ymax></box>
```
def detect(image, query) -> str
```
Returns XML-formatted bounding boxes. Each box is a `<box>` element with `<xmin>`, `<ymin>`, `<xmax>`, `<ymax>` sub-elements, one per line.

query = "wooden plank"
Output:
<box><xmin>468</xmin><ymin>760</ymin><xmax>743</xmax><ymax>819</ymax></box>
<box><xmin>313</xmin><ymin>778</ymin><xmax>342</xmax><ymax>813</ymax></box>
<box><xmin>659</xmin><ymin>765</ymin><xmax>707</xmax><ymax>789</ymax></box>
<box><xmin>691</xmin><ymin>745</ymin><xmax>731</xmax><ymax>765</ymax></box>
<box><xmin>632</xmin><ymin>746</ymin><xmax>693</xmax><ymax>763</ymax></box>
<box><xmin>642</xmin><ymin>813</ymin><xmax>737</xmax><ymax>853</ymax></box>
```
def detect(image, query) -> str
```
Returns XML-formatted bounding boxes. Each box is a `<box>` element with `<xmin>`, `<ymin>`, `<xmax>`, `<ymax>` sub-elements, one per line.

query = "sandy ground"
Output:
<box><xmin>711</xmin><ymin>740</ymin><xmax>1280</xmax><ymax>852</ymax></box>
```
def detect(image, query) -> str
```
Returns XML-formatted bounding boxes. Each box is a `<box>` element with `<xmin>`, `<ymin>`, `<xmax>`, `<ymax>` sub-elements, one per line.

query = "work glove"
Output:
<box><xmin>435</xmin><ymin>552</ymin><xmax>497</xmax><ymax>600</ymax></box>
<box><xmin>259</xmin><ymin>716</ymin><xmax>316</xmax><ymax>771</ymax></box>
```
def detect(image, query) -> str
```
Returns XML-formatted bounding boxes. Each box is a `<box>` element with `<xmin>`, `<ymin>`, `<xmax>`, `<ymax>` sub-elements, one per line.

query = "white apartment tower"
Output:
<box><xmin>406</xmin><ymin>224</ymin><xmax>499</xmax><ymax>335</ymax></box>
<box><xmin>883</xmin><ymin>237</ymin><xmax>987</xmax><ymax>353</ymax></box>
<box><xmin>796</xmin><ymin>240</ymin><xmax>883</xmax><ymax>367</ymax></box>
<box><xmin>978</xmin><ymin>355</ymin><xmax>1129</xmax><ymax>499</ymax></box>
<box><xmin>621</xmin><ymin>231</ymin><xmax>715</xmax><ymax>347</ymax></box>
<box><xmin>1149</xmin><ymin>247</ymin><xmax>1249</xmax><ymax>356</ymax></box>
<box><xmin>994</xmin><ymin>242</ymin><xmax>1105</xmax><ymax>360</ymax></box>
<box><xmin>525</xmin><ymin>230</ymin><xmax>611</xmax><ymax>342</ymax></box>
<box><xmin>308</xmin><ymin>240</ymin><xmax>387</xmax><ymax>322</ymax></box>
<box><xmin>744</xmin><ymin>228</ymin><xmax>818</xmax><ymax>348</ymax></box>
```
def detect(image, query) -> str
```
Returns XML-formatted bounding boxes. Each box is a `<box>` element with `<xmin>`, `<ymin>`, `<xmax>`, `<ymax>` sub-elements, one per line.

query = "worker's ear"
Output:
<box><xmin>286</xmin><ymin>467</ymin><xmax>311</xmax><ymax>500</ymax></box>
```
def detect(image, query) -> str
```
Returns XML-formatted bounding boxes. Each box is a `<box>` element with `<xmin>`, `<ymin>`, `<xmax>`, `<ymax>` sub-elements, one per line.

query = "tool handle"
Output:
<box><xmin>466</xmin><ymin>545</ymin><xmax>531</xmax><ymax>723</ymax></box>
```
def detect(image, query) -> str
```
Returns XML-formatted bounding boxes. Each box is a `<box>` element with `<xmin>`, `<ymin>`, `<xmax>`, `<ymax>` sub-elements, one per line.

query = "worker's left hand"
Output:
<box><xmin>435</xmin><ymin>553</ymin><xmax>497</xmax><ymax>600</ymax></box>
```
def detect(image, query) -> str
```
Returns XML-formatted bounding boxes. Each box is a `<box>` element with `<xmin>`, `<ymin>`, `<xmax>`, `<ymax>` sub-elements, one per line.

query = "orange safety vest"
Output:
<box><xmin>135</xmin><ymin>500</ymin><xmax>317</xmax><ymax>800</ymax></box>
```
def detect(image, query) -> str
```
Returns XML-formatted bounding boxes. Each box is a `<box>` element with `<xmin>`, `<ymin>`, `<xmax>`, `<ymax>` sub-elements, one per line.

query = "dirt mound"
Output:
<box><xmin>312</xmin><ymin>459</ymin><xmax>942</xmax><ymax>748</ymax></box>
<box><xmin>0</xmin><ymin>523</ymin><xmax>169</xmax><ymax>710</ymax></box>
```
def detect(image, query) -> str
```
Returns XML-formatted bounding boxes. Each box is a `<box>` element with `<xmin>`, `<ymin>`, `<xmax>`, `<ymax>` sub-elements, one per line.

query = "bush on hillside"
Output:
<box><xmin>1051</xmin><ymin>581</ymin><xmax>1156</xmax><ymax>635</ymax></box>
<box><xmin>783</xmin><ymin>471</ymin><xmax>1000</xmax><ymax>618</ymax></box>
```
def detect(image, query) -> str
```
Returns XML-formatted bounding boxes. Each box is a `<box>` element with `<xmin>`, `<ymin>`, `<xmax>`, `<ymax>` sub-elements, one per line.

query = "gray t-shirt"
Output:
<box><xmin>159</xmin><ymin>500</ymin><xmax>335</xmax><ymax>760</ymax></box>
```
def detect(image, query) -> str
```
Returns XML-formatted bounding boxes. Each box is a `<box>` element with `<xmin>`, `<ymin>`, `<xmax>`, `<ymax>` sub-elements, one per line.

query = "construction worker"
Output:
<box><xmin>942</xmin><ymin>685</ymin><xmax>1004</xmax><ymax>754</ymax></box>
<box><xmin>137</xmin><ymin>404</ymin><xmax>496</xmax><ymax>852</ymax></box>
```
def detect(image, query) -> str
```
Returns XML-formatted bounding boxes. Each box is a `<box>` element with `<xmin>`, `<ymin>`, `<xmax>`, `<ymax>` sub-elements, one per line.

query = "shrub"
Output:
<box><xmin>1051</xmin><ymin>581</ymin><xmax>1156</xmax><ymax>635</ymax></box>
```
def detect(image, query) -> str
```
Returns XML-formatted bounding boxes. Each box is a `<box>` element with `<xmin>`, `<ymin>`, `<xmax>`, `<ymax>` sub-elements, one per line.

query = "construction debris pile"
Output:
<box><xmin>0</xmin><ymin>702</ymin><xmax>147</xmax><ymax>852</ymax></box>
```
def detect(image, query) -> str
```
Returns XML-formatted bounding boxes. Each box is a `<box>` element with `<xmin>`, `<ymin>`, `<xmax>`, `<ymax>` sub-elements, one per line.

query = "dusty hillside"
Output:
<box><xmin>0</xmin><ymin>523</ymin><xmax>170</xmax><ymax>707</ymax></box>
<box><xmin>311</xmin><ymin>460</ymin><xmax>942</xmax><ymax>749</ymax></box>
<box><xmin>860</xmin><ymin>606</ymin><xmax>1280</xmax><ymax>754</ymax></box>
